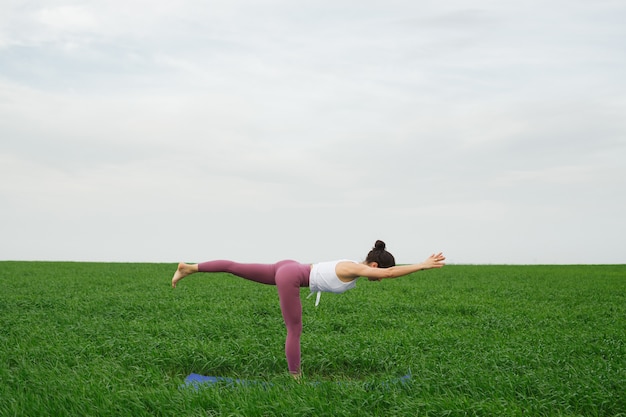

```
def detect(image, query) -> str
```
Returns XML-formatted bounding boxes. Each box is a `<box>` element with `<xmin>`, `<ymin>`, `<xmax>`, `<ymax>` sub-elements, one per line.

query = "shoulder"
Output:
<box><xmin>336</xmin><ymin>261</ymin><xmax>392</xmax><ymax>281</ymax></box>
<box><xmin>335</xmin><ymin>260</ymin><xmax>367</xmax><ymax>280</ymax></box>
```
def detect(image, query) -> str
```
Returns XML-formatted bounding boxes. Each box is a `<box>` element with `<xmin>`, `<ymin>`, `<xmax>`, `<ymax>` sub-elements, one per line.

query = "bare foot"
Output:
<box><xmin>291</xmin><ymin>372</ymin><xmax>302</xmax><ymax>382</ymax></box>
<box><xmin>171</xmin><ymin>262</ymin><xmax>197</xmax><ymax>288</ymax></box>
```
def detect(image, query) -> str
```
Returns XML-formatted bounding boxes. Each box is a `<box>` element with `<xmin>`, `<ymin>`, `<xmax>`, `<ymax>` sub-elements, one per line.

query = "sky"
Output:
<box><xmin>1</xmin><ymin>0</ymin><xmax>625</xmax><ymax>265</ymax></box>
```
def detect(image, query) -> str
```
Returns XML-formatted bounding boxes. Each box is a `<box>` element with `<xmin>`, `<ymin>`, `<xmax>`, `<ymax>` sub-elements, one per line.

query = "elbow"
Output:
<box><xmin>383</xmin><ymin>268</ymin><xmax>396</xmax><ymax>279</ymax></box>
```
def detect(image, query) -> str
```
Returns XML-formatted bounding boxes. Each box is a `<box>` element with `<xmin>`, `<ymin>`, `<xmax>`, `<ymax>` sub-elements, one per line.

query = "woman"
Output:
<box><xmin>171</xmin><ymin>240</ymin><xmax>445</xmax><ymax>377</ymax></box>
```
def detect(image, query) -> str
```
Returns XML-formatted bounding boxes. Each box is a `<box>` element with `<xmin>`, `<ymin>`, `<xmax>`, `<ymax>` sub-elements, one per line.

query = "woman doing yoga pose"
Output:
<box><xmin>171</xmin><ymin>240</ymin><xmax>446</xmax><ymax>377</ymax></box>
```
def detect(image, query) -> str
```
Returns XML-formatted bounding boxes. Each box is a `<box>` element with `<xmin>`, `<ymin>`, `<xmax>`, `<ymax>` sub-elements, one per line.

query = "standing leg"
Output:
<box><xmin>275</xmin><ymin>262</ymin><xmax>307</xmax><ymax>375</ymax></box>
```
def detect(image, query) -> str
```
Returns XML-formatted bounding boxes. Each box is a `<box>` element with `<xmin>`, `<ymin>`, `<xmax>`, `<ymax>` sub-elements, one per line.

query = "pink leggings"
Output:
<box><xmin>197</xmin><ymin>260</ymin><xmax>310</xmax><ymax>374</ymax></box>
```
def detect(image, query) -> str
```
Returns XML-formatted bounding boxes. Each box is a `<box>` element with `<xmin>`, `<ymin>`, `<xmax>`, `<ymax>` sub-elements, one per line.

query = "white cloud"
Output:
<box><xmin>490</xmin><ymin>165</ymin><xmax>596</xmax><ymax>187</ymax></box>
<box><xmin>37</xmin><ymin>6</ymin><xmax>97</xmax><ymax>32</ymax></box>
<box><xmin>1</xmin><ymin>0</ymin><xmax>625</xmax><ymax>263</ymax></box>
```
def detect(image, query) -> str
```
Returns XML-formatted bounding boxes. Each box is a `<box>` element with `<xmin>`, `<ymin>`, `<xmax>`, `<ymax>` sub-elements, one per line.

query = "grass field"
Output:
<box><xmin>0</xmin><ymin>262</ymin><xmax>624</xmax><ymax>416</ymax></box>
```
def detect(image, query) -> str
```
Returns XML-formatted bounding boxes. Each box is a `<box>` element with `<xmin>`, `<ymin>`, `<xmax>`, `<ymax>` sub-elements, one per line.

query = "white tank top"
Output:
<box><xmin>308</xmin><ymin>260</ymin><xmax>357</xmax><ymax>306</ymax></box>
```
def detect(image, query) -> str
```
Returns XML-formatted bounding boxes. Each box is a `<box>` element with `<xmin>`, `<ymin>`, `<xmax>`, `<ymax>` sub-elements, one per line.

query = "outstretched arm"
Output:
<box><xmin>336</xmin><ymin>253</ymin><xmax>446</xmax><ymax>281</ymax></box>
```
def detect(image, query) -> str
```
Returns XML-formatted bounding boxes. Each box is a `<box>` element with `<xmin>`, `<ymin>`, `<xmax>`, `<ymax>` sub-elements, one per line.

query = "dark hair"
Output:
<box><xmin>365</xmin><ymin>240</ymin><xmax>395</xmax><ymax>268</ymax></box>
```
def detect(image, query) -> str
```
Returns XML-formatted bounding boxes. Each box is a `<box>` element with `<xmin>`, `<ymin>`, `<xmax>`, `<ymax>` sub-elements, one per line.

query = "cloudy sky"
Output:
<box><xmin>1</xmin><ymin>0</ymin><xmax>625</xmax><ymax>265</ymax></box>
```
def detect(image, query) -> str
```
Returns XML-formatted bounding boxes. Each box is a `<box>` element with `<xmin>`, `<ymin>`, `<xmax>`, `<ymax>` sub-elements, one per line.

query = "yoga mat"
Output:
<box><xmin>184</xmin><ymin>373</ymin><xmax>252</xmax><ymax>388</ymax></box>
<box><xmin>183</xmin><ymin>372</ymin><xmax>411</xmax><ymax>389</ymax></box>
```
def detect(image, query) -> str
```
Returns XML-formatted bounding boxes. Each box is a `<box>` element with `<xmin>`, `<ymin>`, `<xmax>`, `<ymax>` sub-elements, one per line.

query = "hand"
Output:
<box><xmin>423</xmin><ymin>252</ymin><xmax>446</xmax><ymax>269</ymax></box>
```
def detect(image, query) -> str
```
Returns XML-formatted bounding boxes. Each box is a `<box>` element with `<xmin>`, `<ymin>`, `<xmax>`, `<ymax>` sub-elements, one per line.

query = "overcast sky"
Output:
<box><xmin>1</xmin><ymin>0</ymin><xmax>625</xmax><ymax>265</ymax></box>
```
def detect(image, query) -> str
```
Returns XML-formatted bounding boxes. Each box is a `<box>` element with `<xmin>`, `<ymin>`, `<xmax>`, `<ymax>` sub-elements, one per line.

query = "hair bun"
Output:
<box><xmin>374</xmin><ymin>240</ymin><xmax>386</xmax><ymax>251</ymax></box>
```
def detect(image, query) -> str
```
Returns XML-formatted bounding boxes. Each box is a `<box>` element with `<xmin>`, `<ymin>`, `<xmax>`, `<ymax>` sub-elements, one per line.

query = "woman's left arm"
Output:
<box><xmin>337</xmin><ymin>253</ymin><xmax>446</xmax><ymax>281</ymax></box>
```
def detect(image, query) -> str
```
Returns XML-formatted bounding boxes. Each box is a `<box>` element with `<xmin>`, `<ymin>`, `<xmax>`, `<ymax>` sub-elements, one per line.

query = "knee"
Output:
<box><xmin>282</xmin><ymin>305</ymin><xmax>303</xmax><ymax>336</ymax></box>
<box><xmin>286</xmin><ymin>321</ymin><xmax>302</xmax><ymax>337</ymax></box>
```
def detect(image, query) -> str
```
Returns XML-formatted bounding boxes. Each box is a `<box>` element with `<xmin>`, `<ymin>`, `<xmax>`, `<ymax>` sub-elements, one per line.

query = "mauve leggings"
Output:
<box><xmin>197</xmin><ymin>260</ymin><xmax>311</xmax><ymax>374</ymax></box>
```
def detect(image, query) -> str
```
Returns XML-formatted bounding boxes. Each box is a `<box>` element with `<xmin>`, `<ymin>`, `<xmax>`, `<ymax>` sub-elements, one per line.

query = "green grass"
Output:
<box><xmin>0</xmin><ymin>262</ymin><xmax>624</xmax><ymax>416</ymax></box>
